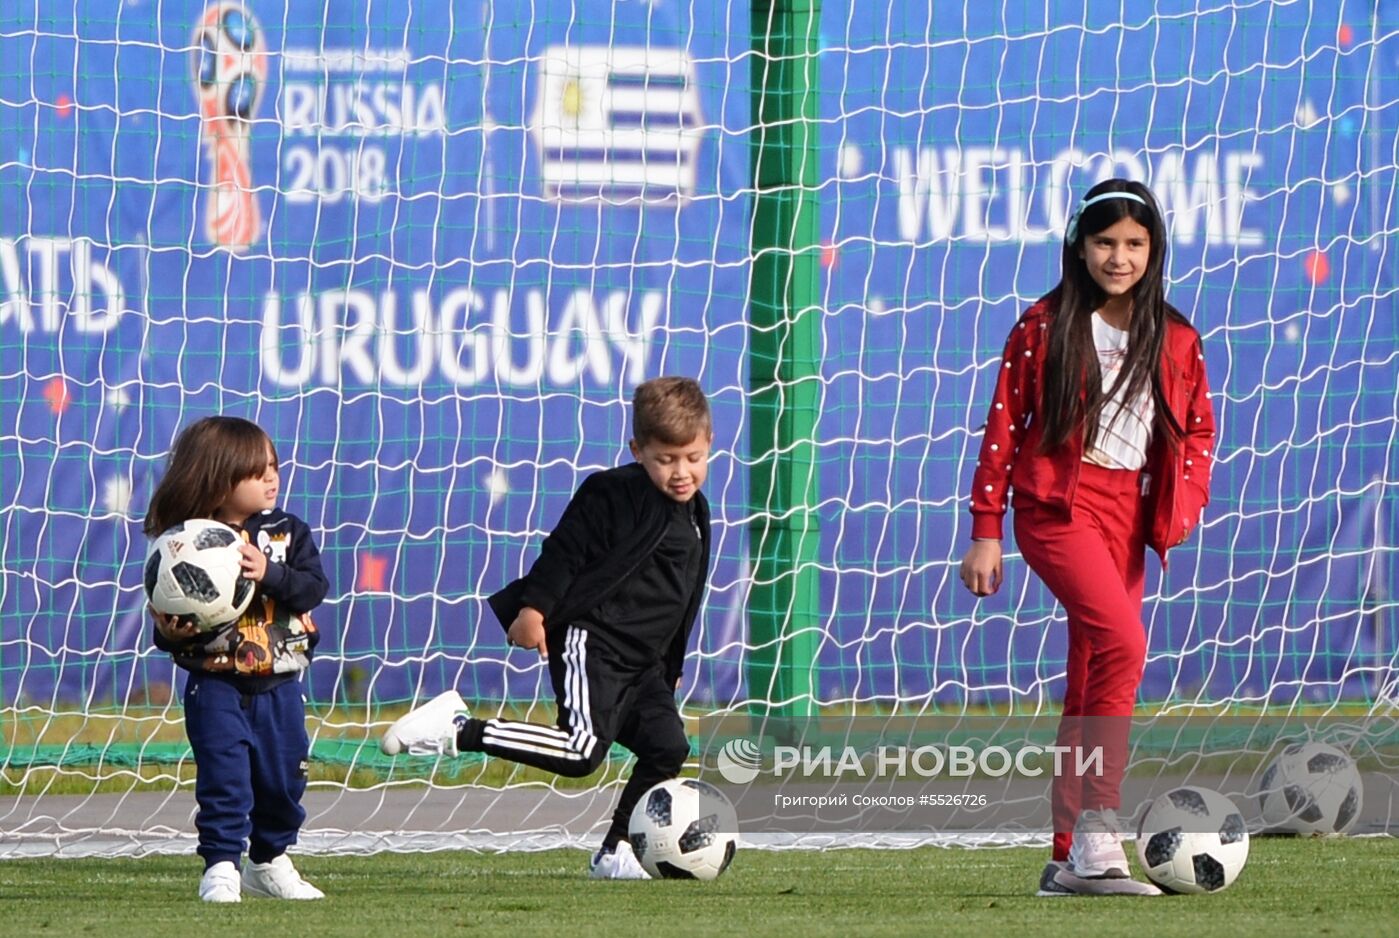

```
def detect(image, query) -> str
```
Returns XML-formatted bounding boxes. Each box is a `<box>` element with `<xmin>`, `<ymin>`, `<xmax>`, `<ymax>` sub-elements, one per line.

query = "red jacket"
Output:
<box><xmin>969</xmin><ymin>297</ymin><xmax>1217</xmax><ymax>565</ymax></box>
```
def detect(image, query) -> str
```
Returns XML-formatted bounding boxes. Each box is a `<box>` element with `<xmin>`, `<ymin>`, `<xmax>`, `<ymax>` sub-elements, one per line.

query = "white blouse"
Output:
<box><xmin>1083</xmin><ymin>312</ymin><xmax>1154</xmax><ymax>470</ymax></box>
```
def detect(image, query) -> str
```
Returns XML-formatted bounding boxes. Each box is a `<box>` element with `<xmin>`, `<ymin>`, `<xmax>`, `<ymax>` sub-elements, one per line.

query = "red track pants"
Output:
<box><xmin>1013</xmin><ymin>461</ymin><xmax>1147</xmax><ymax>861</ymax></box>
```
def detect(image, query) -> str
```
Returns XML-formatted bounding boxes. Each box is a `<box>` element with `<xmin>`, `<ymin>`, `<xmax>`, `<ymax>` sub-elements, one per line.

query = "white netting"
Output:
<box><xmin>1</xmin><ymin>1</ymin><xmax>1396</xmax><ymax>855</ymax></box>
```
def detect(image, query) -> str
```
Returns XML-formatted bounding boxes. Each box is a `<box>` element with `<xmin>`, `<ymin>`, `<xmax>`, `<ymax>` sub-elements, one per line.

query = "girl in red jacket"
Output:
<box><xmin>959</xmin><ymin>179</ymin><xmax>1216</xmax><ymax>896</ymax></box>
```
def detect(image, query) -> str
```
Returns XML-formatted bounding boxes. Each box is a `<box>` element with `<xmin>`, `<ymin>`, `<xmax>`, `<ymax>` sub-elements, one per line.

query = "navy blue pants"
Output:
<box><xmin>183</xmin><ymin>673</ymin><xmax>309</xmax><ymax>869</ymax></box>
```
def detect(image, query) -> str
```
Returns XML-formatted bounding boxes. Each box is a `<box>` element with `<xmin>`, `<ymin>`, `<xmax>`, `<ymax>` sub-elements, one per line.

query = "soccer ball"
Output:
<box><xmin>628</xmin><ymin>778</ymin><xmax>738</xmax><ymax>880</ymax></box>
<box><xmin>1257</xmin><ymin>741</ymin><xmax>1363</xmax><ymax>835</ymax></box>
<box><xmin>144</xmin><ymin>519</ymin><xmax>254</xmax><ymax>630</ymax></box>
<box><xmin>1135</xmin><ymin>786</ymin><xmax>1249</xmax><ymax>894</ymax></box>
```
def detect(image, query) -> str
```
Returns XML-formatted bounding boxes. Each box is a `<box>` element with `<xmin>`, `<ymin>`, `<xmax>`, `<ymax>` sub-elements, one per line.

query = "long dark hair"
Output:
<box><xmin>1038</xmin><ymin>178</ymin><xmax>1186</xmax><ymax>454</ymax></box>
<box><xmin>143</xmin><ymin>416</ymin><xmax>278</xmax><ymax>536</ymax></box>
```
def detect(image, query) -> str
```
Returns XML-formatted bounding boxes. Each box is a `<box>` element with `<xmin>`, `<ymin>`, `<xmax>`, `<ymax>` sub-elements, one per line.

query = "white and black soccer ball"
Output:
<box><xmin>144</xmin><ymin>519</ymin><xmax>254</xmax><ymax>631</ymax></box>
<box><xmin>628</xmin><ymin>778</ymin><xmax>738</xmax><ymax>881</ymax></box>
<box><xmin>1257</xmin><ymin>741</ymin><xmax>1363</xmax><ymax>835</ymax></box>
<box><xmin>1135</xmin><ymin>786</ymin><xmax>1249</xmax><ymax>894</ymax></box>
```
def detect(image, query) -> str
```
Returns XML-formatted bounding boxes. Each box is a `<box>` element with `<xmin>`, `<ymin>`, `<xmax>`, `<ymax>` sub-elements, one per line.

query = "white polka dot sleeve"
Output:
<box><xmin>969</xmin><ymin>313</ymin><xmax>1040</xmax><ymax>540</ymax></box>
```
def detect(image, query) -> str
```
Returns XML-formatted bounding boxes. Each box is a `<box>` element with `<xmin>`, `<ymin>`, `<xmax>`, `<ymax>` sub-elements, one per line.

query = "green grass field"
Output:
<box><xmin>4</xmin><ymin>838</ymin><xmax>1395</xmax><ymax>938</ymax></box>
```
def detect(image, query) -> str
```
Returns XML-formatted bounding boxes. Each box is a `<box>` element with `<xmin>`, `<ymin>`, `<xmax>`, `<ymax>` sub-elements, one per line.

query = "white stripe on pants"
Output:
<box><xmin>480</xmin><ymin>625</ymin><xmax>597</xmax><ymax>764</ymax></box>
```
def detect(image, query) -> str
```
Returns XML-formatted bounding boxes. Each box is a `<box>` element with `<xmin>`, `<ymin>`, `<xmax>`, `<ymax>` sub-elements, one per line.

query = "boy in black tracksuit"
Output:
<box><xmin>381</xmin><ymin>377</ymin><xmax>713</xmax><ymax>878</ymax></box>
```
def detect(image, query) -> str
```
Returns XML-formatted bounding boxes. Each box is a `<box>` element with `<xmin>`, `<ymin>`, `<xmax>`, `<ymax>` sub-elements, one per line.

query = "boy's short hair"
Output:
<box><xmin>632</xmin><ymin>376</ymin><xmax>712</xmax><ymax>446</ymax></box>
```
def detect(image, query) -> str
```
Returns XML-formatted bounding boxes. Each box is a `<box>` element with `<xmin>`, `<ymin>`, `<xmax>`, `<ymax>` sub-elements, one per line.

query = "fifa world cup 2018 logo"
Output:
<box><xmin>192</xmin><ymin>3</ymin><xmax>267</xmax><ymax>252</ymax></box>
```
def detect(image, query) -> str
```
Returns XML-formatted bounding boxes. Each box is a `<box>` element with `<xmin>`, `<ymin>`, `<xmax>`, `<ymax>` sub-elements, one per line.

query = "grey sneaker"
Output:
<box><xmin>1068</xmin><ymin>808</ymin><xmax>1131</xmax><ymax>878</ymax></box>
<box><xmin>1037</xmin><ymin>861</ymin><xmax>1162</xmax><ymax>897</ymax></box>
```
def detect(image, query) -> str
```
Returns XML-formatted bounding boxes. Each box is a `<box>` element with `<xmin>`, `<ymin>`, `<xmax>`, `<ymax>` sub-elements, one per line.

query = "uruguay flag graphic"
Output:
<box><xmin>530</xmin><ymin>45</ymin><xmax>705</xmax><ymax>203</ymax></box>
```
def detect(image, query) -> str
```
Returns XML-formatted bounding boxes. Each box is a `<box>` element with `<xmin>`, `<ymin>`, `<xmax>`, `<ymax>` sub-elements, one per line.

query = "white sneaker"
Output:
<box><xmin>380</xmin><ymin>690</ymin><xmax>470</xmax><ymax>756</ymax></box>
<box><xmin>198</xmin><ymin>860</ymin><xmax>241</xmax><ymax>903</ymax></box>
<box><xmin>1067</xmin><ymin>808</ymin><xmax>1131</xmax><ymax>879</ymax></box>
<box><xmin>241</xmin><ymin>853</ymin><xmax>325</xmax><ymax>900</ymax></box>
<box><xmin>1037</xmin><ymin>860</ymin><xmax>1161</xmax><ymax>897</ymax></box>
<box><xmin>588</xmin><ymin>841</ymin><xmax>650</xmax><ymax>880</ymax></box>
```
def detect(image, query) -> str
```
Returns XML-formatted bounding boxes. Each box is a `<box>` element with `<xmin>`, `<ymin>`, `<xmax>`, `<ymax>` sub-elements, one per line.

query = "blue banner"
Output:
<box><xmin>0</xmin><ymin>1</ymin><xmax>1395</xmax><ymax>709</ymax></box>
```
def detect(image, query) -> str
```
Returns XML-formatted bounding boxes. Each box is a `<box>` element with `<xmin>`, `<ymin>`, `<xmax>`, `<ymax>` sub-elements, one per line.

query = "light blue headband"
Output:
<box><xmin>1065</xmin><ymin>191</ymin><xmax>1148</xmax><ymax>243</ymax></box>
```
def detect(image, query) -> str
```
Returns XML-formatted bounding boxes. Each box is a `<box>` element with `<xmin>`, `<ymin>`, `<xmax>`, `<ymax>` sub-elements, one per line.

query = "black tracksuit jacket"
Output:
<box><xmin>488</xmin><ymin>463</ymin><xmax>711</xmax><ymax>685</ymax></box>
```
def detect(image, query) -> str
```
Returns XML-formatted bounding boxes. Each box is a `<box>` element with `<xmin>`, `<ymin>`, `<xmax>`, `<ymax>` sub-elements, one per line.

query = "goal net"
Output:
<box><xmin>1</xmin><ymin>0</ymin><xmax>1396</xmax><ymax>856</ymax></box>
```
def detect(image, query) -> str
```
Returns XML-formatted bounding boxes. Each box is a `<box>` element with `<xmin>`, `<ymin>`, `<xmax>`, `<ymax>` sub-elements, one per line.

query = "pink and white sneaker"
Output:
<box><xmin>1067</xmin><ymin>808</ymin><xmax>1131</xmax><ymax>879</ymax></box>
<box><xmin>1037</xmin><ymin>860</ymin><xmax>1161</xmax><ymax>897</ymax></box>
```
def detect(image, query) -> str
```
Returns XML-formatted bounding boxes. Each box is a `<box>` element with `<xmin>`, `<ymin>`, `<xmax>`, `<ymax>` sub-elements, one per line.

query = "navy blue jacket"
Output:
<box><xmin>153</xmin><ymin>508</ymin><xmax>328</xmax><ymax>692</ymax></box>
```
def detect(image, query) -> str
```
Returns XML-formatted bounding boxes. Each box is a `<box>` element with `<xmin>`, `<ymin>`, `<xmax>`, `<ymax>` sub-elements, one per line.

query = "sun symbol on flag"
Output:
<box><xmin>561</xmin><ymin>77</ymin><xmax>585</xmax><ymax>126</ymax></box>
